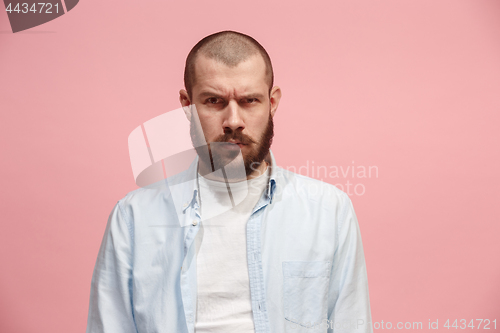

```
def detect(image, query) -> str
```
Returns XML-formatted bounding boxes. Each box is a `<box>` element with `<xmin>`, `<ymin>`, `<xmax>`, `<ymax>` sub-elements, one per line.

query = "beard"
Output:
<box><xmin>190</xmin><ymin>113</ymin><xmax>274</xmax><ymax>177</ymax></box>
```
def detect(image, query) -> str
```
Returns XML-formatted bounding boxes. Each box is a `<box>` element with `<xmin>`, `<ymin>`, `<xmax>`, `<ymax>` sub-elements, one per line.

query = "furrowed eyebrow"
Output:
<box><xmin>197</xmin><ymin>92</ymin><xmax>265</xmax><ymax>100</ymax></box>
<box><xmin>198</xmin><ymin>91</ymin><xmax>224</xmax><ymax>99</ymax></box>
<box><xmin>242</xmin><ymin>94</ymin><xmax>265</xmax><ymax>100</ymax></box>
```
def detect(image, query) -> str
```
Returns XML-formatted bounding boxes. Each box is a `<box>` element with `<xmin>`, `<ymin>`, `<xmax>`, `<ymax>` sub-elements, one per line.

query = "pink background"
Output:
<box><xmin>1</xmin><ymin>0</ymin><xmax>499</xmax><ymax>331</ymax></box>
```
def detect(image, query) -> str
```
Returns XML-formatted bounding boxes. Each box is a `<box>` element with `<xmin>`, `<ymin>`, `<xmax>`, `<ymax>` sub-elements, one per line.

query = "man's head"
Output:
<box><xmin>183</xmin><ymin>31</ymin><xmax>274</xmax><ymax>99</ymax></box>
<box><xmin>180</xmin><ymin>31</ymin><xmax>281</xmax><ymax>179</ymax></box>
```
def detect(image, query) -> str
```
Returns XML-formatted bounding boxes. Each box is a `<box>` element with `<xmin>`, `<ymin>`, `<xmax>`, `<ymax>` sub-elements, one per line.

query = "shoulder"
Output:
<box><xmin>116</xmin><ymin>168</ymin><xmax>191</xmax><ymax>220</ymax></box>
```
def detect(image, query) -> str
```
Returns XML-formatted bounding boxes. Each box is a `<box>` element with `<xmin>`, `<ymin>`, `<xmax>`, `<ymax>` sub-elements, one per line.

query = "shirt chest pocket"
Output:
<box><xmin>283</xmin><ymin>261</ymin><xmax>331</xmax><ymax>331</ymax></box>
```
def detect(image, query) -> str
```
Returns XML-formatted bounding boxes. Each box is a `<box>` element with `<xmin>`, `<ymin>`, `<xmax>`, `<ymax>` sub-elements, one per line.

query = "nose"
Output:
<box><xmin>222</xmin><ymin>101</ymin><xmax>245</xmax><ymax>133</ymax></box>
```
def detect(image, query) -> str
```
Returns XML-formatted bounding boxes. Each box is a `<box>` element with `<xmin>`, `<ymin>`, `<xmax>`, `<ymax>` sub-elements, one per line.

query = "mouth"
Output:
<box><xmin>229</xmin><ymin>141</ymin><xmax>246</xmax><ymax>148</ymax></box>
<box><xmin>213</xmin><ymin>141</ymin><xmax>247</xmax><ymax>150</ymax></box>
<box><xmin>226</xmin><ymin>139</ymin><xmax>247</xmax><ymax>146</ymax></box>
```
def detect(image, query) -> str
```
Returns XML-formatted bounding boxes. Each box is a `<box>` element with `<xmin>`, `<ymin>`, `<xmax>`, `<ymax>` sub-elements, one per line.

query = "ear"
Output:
<box><xmin>269</xmin><ymin>86</ymin><xmax>282</xmax><ymax>118</ymax></box>
<box><xmin>179</xmin><ymin>89</ymin><xmax>192</xmax><ymax>121</ymax></box>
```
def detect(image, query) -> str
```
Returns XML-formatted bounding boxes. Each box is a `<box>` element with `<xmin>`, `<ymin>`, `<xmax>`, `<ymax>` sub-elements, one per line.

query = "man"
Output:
<box><xmin>86</xmin><ymin>31</ymin><xmax>372</xmax><ymax>333</ymax></box>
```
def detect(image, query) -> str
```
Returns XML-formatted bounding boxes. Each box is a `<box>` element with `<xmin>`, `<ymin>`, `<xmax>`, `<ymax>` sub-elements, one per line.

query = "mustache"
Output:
<box><xmin>212</xmin><ymin>131</ymin><xmax>256</xmax><ymax>145</ymax></box>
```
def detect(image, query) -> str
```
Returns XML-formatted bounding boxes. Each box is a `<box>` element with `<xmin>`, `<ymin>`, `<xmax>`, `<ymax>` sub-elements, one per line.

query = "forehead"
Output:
<box><xmin>192</xmin><ymin>54</ymin><xmax>268</xmax><ymax>95</ymax></box>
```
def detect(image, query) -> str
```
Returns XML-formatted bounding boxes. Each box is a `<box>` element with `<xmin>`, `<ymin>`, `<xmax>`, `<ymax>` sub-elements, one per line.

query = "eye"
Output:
<box><xmin>246</xmin><ymin>98</ymin><xmax>257</xmax><ymax>104</ymax></box>
<box><xmin>206</xmin><ymin>97</ymin><xmax>220</xmax><ymax>104</ymax></box>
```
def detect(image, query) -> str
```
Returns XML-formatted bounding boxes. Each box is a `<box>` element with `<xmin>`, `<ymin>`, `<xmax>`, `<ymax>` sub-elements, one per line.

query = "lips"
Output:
<box><xmin>225</xmin><ymin>142</ymin><xmax>245</xmax><ymax>147</ymax></box>
<box><xmin>228</xmin><ymin>140</ymin><xmax>245</xmax><ymax>146</ymax></box>
<box><xmin>212</xmin><ymin>141</ymin><xmax>246</xmax><ymax>151</ymax></box>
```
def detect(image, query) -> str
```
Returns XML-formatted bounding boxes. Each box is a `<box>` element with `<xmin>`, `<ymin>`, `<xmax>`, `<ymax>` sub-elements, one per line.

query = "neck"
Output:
<box><xmin>197</xmin><ymin>159</ymin><xmax>268</xmax><ymax>182</ymax></box>
<box><xmin>246</xmin><ymin>161</ymin><xmax>269</xmax><ymax>180</ymax></box>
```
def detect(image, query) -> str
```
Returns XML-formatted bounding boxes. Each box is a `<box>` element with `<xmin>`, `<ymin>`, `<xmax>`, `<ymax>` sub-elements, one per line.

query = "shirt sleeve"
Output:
<box><xmin>86</xmin><ymin>201</ymin><xmax>138</xmax><ymax>333</ymax></box>
<box><xmin>327</xmin><ymin>194</ymin><xmax>373</xmax><ymax>333</ymax></box>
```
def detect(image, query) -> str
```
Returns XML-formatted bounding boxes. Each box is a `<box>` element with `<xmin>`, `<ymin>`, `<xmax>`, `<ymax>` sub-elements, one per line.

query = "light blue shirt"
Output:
<box><xmin>86</xmin><ymin>150</ymin><xmax>373</xmax><ymax>333</ymax></box>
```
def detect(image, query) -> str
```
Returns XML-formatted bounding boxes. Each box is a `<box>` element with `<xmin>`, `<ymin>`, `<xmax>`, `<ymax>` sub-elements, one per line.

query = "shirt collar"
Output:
<box><xmin>174</xmin><ymin>149</ymin><xmax>279</xmax><ymax>212</ymax></box>
<box><xmin>265</xmin><ymin>150</ymin><xmax>278</xmax><ymax>203</ymax></box>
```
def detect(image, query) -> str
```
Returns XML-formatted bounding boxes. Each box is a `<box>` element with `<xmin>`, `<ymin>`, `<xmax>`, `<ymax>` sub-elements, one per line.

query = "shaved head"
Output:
<box><xmin>184</xmin><ymin>31</ymin><xmax>274</xmax><ymax>98</ymax></box>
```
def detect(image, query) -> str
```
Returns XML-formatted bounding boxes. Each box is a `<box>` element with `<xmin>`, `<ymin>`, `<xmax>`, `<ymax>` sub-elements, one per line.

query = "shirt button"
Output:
<box><xmin>192</xmin><ymin>220</ymin><xmax>198</xmax><ymax>226</ymax></box>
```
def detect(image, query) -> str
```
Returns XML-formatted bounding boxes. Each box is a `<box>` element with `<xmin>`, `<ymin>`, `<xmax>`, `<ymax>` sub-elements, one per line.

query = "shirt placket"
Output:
<box><xmin>180</xmin><ymin>196</ymin><xmax>201</xmax><ymax>333</ymax></box>
<box><xmin>247</xmin><ymin>195</ymin><xmax>272</xmax><ymax>333</ymax></box>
